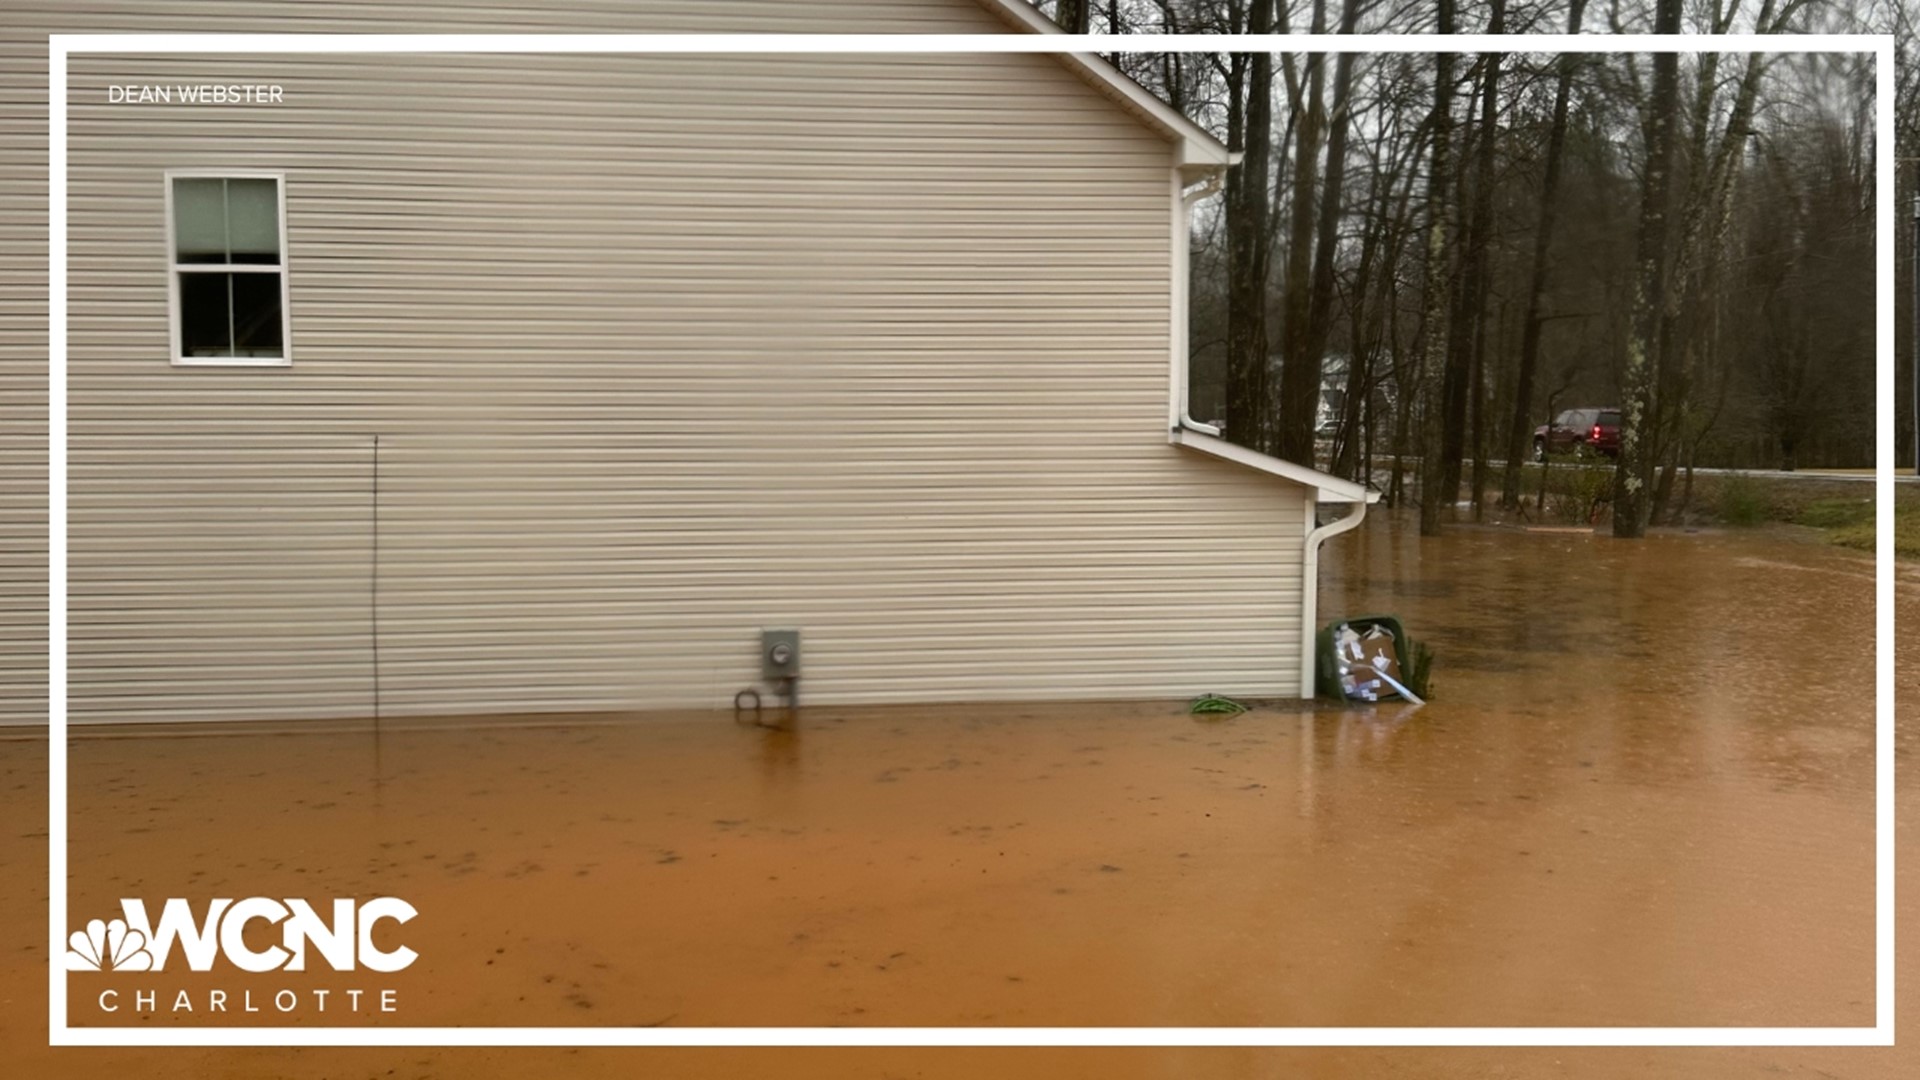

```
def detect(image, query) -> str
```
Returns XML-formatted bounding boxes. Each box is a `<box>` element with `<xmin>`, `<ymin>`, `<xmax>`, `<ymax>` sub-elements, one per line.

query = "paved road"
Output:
<box><xmin>1721</xmin><ymin>468</ymin><xmax>1919</xmax><ymax>484</ymax></box>
<box><xmin>1369</xmin><ymin>454</ymin><xmax>1916</xmax><ymax>485</ymax></box>
<box><xmin>1563</xmin><ymin>463</ymin><xmax>1915</xmax><ymax>485</ymax></box>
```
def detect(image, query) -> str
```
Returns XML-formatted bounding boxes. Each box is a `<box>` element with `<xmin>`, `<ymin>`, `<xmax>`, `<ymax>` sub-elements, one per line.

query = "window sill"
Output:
<box><xmin>171</xmin><ymin>356</ymin><xmax>291</xmax><ymax>368</ymax></box>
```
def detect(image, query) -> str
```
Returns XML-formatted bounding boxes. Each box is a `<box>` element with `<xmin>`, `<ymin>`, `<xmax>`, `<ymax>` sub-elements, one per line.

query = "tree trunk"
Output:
<box><xmin>1536</xmin><ymin>384</ymin><xmax>1568</xmax><ymax>515</ymax></box>
<box><xmin>1650</xmin><ymin>442</ymin><xmax>1679</xmax><ymax>521</ymax></box>
<box><xmin>1416</xmin><ymin>23</ymin><xmax>1457</xmax><ymax>537</ymax></box>
<box><xmin>1387</xmin><ymin>274</ymin><xmax>1411</xmax><ymax>507</ymax></box>
<box><xmin>1334</xmin><ymin>167</ymin><xmax>1393</xmax><ymax>480</ymax></box>
<box><xmin>1437</xmin><ymin>80</ymin><xmax>1479</xmax><ymax>520</ymax></box>
<box><xmin>1280</xmin><ymin>0</ymin><xmax>1357</xmax><ymax>467</ymax></box>
<box><xmin>1502</xmin><ymin>0</ymin><xmax>1586</xmax><ymax>509</ymax></box>
<box><xmin>1356</xmin><ymin>149</ymin><xmax>1420</xmax><ymax>487</ymax></box>
<box><xmin>1469</xmin><ymin>298</ymin><xmax>1493</xmax><ymax>519</ymax></box>
<box><xmin>1225</xmin><ymin>10</ymin><xmax>1277</xmax><ymax>454</ymax></box>
<box><xmin>1276</xmin><ymin>3</ymin><xmax>1328</xmax><ymax>463</ymax></box>
<box><xmin>1652</xmin><ymin>6</ymin><xmax>1774</xmax><ymax>519</ymax></box>
<box><xmin>1613</xmin><ymin>0</ymin><xmax>1683</xmax><ymax>538</ymax></box>
<box><xmin>1052</xmin><ymin>0</ymin><xmax>1089</xmax><ymax>34</ymax></box>
<box><xmin>1442</xmin><ymin>5</ymin><xmax>1504</xmax><ymax>519</ymax></box>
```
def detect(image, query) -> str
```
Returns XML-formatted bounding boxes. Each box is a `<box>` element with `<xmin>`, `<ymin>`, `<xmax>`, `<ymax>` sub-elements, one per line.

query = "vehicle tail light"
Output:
<box><xmin>1592</xmin><ymin>425</ymin><xmax>1603</xmax><ymax>441</ymax></box>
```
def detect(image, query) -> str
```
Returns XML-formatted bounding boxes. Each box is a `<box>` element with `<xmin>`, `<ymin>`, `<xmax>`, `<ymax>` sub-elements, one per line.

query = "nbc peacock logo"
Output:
<box><xmin>65</xmin><ymin>917</ymin><xmax>153</xmax><ymax>972</ymax></box>
<box><xmin>65</xmin><ymin>897</ymin><xmax>417</xmax><ymax>973</ymax></box>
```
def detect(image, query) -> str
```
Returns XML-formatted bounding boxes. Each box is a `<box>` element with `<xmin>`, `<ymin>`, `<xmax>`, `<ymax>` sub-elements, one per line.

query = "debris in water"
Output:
<box><xmin>1188</xmin><ymin>693</ymin><xmax>1248</xmax><ymax>716</ymax></box>
<box><xmin>1318</xmin><ymin>616</ymin><xmax>1430</xmax><ymax>705</ymax></box>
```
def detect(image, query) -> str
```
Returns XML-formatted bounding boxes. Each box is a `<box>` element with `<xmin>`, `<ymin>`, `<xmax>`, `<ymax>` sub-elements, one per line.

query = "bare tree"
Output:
<box><xmin>1098</xmin><ymin>4</ymin><xmax>1874</xmax><ymax>497</ymax></box>
<box><xmin>1416</xmin><ymin>5</ymin><xmax>1458</xmax><ymax>537</ymax></box>
<box><xmin>1613</xmin><ymin>0</ymin><xmax>1683</xmax><ymax>538</ymax></box>
<box><xmin>1225</xmin><ymin>3</ymin><xmax>1278</xmax><ymax>454</ymax></box>
<box><xmin>1502</xmin><ymin>0</ymin><xmax>1587</xmax><ymax>509</ymax></box>
<box><xmin>1276</xmin><ymin>0</ymin><xmax>1327</xmax><ymax>463</ymax></box>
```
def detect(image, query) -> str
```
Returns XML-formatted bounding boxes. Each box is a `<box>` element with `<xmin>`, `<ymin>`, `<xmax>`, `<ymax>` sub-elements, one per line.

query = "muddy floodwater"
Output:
<box><xmin>2</xmin><ymin>514</ymin><xmax>1912</xmax><ymax>1076</ymax></box>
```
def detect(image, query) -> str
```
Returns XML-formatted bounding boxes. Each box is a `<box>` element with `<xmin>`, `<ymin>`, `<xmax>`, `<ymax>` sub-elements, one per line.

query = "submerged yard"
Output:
<box><xmin>1</xmin><ymin>513</ymin><xmax>1911</xmax><ymax>1074</ymax></box>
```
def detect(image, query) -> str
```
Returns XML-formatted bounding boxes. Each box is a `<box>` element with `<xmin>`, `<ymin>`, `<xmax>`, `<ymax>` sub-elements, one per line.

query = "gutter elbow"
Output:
<box><xmin>1306</xmin><ymin>498</ymin><xmax>1369</xmax><ymax>556</ymax></box>
<box><xmin>1182</xmin><ymin>171</ymin><xmax>1224</xmax><ymax>207</ymax></box>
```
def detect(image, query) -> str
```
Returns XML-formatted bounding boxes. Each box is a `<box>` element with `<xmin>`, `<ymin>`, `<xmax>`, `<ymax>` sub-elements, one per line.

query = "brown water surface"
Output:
<box><xmin>2</xmin><ymin>514</ymin><xmax>1911</xmax><ymax>1076</ymax></box>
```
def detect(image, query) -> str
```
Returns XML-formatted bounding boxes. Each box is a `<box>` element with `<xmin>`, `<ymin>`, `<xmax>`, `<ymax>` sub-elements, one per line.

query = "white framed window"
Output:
<box><xmin>165</xmin><ymin>171</ymin><xmax>291</xmax><ymax>366</ymax></box>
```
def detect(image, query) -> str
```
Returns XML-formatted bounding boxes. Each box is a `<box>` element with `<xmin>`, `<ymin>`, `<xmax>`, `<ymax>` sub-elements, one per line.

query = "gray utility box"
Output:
<box><xmin>761</xmin><ymin>629</ymin><xmax>801</xmax><ymax>682</ymax></box>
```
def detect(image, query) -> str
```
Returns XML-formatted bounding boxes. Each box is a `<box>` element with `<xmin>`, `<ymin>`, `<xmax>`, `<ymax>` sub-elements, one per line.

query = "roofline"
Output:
<box><xmin>1169</xmin><ymin>428</ymin><xmax>1378</xmax><ymax>504</ymax></box>
<box><xmin>973</xmin><ymin>0</ymin><xmax>1233</xmax><ymax>168</ymax></box>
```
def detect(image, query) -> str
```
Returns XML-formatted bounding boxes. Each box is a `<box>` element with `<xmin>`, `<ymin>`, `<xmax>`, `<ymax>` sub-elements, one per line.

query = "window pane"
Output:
<box><xmin>226</xmin><ymin>178</ymin><xmax>280</xmax><ymax>263</ymax></box>
<box><xmin>178</xmin><ymin>272</ymin><xmax>232</xmax><ymax>357</ymax></box>
<box><xmin>173</xmin><ymin>178</ymin><xmax>227</xmax><ymax>263</ymax></box>
<box><xmin>231</xmin><ymin>272</ymin><xmax>284</xmax><ymax>356</ymax></box>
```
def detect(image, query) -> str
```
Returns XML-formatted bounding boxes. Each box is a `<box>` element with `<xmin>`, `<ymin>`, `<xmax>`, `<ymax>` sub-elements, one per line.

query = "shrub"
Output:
<box><xmin>1547</xmin><ymin>464</ymin><xmax>1613</xmax><ymax>525</ymax></box>
<box><xmin>1716</xmin><ymin>473</ymin><xmax>1770</xmax><ymax>526</ymax></box>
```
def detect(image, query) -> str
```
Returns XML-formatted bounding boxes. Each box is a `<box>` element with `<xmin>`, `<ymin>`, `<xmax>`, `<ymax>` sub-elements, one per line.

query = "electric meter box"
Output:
<box><xmin>761</xmin><ymin>629</ymin><xmax>801</xmax><ymax>682</ymax></box>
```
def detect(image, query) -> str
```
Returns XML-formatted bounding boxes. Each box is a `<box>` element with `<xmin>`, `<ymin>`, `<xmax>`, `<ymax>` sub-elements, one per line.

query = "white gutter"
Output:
<box><xmin>1169</xmin><ymin>428</ymin><xmax>1374</xmax><ymax>503</ymax></box>
<box><xmin>1184</xmin><ymin>163</ymin><xmax>1227</xmax><ymax>204</ymax></box>
<box><xmin>1299</xmin><ymin>499</ymin><xmax>1369</xmax><ymax>698</ymax></box>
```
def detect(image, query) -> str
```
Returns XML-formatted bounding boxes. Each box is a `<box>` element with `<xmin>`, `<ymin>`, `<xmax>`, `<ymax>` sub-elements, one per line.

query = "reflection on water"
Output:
<box><xmin>3</xmin><ymin>515</ymin><xmax>1886</xmax><ymax>1037</ymax></box>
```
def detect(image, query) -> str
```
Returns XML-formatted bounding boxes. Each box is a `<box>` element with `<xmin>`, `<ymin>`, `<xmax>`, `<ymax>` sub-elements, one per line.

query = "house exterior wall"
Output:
<box><xmin>13</xmin><ymin>0</ymin><xmax>1311</xmax><ymax>726</ymax></box>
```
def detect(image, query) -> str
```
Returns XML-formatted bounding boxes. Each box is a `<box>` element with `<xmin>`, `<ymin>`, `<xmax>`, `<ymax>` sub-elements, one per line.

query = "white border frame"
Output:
<box><xmin>48</xmin><ymin>31</ymin><xmax>1895</xmax><ymax>1049</ymax></box>
<box><xmin>163</xmin><ymin>169</ymin><xmax>292</xmax><ymax>367</ymax></box>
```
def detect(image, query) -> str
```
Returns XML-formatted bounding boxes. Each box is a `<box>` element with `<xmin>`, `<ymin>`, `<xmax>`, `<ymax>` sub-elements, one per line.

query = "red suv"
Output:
<box><xmin>1533</xmin><ymin>408</ymin><xmax>1621</xmax><ymax>461</ymax></box>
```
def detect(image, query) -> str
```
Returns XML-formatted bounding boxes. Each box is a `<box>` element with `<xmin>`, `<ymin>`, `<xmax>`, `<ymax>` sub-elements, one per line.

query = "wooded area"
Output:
<box><xmin>1038</xmin><ymin>0</ymin><xmax>1886</xmax><ymax>537</ymax></box>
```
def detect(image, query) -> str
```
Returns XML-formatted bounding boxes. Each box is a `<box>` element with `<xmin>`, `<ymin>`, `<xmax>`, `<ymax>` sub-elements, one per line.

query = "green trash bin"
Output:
<box><xmin>1315</xmin><ymin>614</ymin><xmax>1415</xmax><ymax>702</ymax></box>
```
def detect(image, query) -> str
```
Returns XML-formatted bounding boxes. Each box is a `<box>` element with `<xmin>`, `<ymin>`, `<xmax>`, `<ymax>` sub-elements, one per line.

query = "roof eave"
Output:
<box><xmin>1169</xmin><ymin>428</ymin><xmax>1379</xmax><ymax>504</ymax></box>
<box><xmin>973</xmin><ymin>0</ymin><xmax>1232</xmax><ymax>169</ymax></box>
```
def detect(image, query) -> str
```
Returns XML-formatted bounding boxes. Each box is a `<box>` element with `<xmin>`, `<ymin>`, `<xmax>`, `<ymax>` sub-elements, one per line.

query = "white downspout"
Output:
<box><xmin>1172</xmin><ymin>164</ymin><xmax>1226</xmax><ymax>438</ymax></box>
<box><xmin>1299</xmin><ymin>497</ymin><xmax>1370</xmax><ymax>698</ymax></box>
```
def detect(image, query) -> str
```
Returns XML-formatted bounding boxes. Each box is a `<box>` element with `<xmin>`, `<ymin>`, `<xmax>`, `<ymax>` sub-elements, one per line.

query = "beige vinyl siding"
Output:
<box><xmin>38</xmin><ymin>7</ymin><xmax>1308</xmax><ymax>726</ymax></box>
<box><xmin>0</xmin><ymin>36</ymin><xmax>49</xmax><ymax>728</ymax></box>
<box><xmin>0</xmin><ymin>200</ymin><xmax>42</xmax><ymax>728</ymax></box>
<box><xmin>0</xmin><ymin>0</ymin><xmax>1027</xmax><ymax>730</ymax></box>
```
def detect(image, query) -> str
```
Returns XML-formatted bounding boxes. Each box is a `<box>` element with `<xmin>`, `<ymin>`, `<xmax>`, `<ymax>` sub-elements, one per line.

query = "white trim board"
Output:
<box><xmin>1170</xmin><ymin>427</ymin><xmax>1375</xmax><ymax>504</ymax></box>
<box><xmin>975</xmin><ymin>0</ymin><xmax>1233</xmax><ymax>166</ymax></box>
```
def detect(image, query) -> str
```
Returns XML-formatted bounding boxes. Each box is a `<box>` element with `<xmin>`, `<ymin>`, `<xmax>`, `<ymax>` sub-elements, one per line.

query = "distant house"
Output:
<box><xmin>1315</xmin><ymin>354</ymin><xmax>1351</xmax><ymax>437</ymax></box>
<box><xmin>43</xmin><ymin>0</ymin><xmax>1374</xmax><ymax>727</ymax></box>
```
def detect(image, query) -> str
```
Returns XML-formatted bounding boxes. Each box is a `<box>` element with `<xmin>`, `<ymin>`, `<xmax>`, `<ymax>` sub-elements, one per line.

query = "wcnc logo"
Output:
<box><xmin>66</xmin><ymin>897</ymin><xmax>418</xmax><ymax>973</ymax></box>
